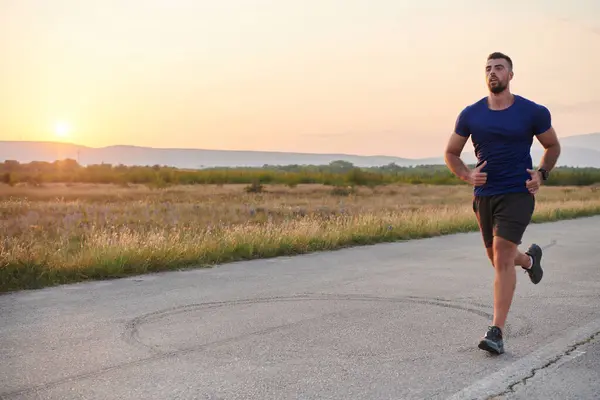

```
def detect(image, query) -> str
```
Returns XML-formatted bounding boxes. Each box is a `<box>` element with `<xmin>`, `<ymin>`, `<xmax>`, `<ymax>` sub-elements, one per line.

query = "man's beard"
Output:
<box><xmin>488</xmin><ymin>80</ymin><xmax>507</xmax><ymax>94</ymax></box>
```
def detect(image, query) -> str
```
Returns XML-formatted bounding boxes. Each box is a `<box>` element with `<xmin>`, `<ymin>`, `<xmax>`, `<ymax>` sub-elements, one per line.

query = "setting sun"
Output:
<box><xmin>53</xmin><ymin>121</ymin><xmax>71</xmax><ymax>139</ymax></box>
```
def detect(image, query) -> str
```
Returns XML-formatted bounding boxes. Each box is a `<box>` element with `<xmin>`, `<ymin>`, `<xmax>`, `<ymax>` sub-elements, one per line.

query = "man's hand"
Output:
<box><xmin>468</xmin><ymin>161</ymin><xmax>488</xmax><ymax>186</ymax></box>
<box><xmin>526</xmin><ymin>169</ymin><xmax>542</xmax><ymax>194</ymax></box>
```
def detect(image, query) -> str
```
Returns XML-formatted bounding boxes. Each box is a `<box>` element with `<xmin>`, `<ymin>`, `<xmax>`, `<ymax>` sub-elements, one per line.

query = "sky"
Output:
<box><xmin>1</xmin><ymin>0</ymin><xmax>599</xmax><ymax>158</ymax></box>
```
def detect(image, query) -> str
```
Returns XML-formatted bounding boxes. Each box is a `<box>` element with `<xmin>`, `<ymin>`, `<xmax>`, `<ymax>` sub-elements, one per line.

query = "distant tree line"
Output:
<box><xmin>1</xmin><ymin>159</ymin><xmax>600</xmax><ymax>188</ymax></box>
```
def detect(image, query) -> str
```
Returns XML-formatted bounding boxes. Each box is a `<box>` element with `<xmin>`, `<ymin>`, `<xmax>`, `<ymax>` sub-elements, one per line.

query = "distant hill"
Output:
<box><xmin>530</xmin><ymin>132</ymin><xmax>600</xmax><ymax>168</ymax></box>
<box><xmin>0</xmin><ymin>141</ymin><xmax>439</xmax><ymax>168</ymax></box>
<box><xmin>1</xmin><ymin>132</ymin><xmax>600</xmax><ymax>168</ymax></box>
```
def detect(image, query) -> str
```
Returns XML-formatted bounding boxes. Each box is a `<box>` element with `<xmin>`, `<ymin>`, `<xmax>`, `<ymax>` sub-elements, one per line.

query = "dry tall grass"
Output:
<box><xmin>2</xmin><ymin>183</ymin><xmax>600</xmax><ymax>292</ymax></box>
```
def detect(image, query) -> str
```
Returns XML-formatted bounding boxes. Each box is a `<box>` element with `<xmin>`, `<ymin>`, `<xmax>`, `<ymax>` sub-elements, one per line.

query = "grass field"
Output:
<box><xmin>2</xmin><ymin>182</ymin><xmax>600</xmax><ymax>293</ymax></box>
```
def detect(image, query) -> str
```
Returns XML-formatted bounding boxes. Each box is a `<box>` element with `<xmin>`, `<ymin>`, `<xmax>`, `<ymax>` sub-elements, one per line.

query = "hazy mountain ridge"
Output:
<box><xmin>2</xmin><ymin>132</ymin><xmax>600</xmax><ymax>169</ymax></box>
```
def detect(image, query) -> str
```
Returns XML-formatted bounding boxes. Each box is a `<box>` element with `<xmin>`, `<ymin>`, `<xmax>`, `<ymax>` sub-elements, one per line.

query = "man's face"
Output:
<box><xmin>485</xmin><ymin>58</ymin><xmax>512</xmax><ymax>94</ymax></box>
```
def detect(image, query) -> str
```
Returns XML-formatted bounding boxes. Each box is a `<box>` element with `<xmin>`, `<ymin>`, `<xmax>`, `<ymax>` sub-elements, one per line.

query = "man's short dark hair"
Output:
<box><xmin>487</xmin><ymin>52</ymin><xmax>513</xmax><ymax>70</ymax></box>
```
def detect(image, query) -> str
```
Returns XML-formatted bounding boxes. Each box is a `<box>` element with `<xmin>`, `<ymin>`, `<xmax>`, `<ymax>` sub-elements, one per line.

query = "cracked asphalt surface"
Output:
<box><xmin>494</xmin><ymin>336</ymin><xmax>600</xmax><ymax>400</ymax></box>
<box><xmin>1</xmin><ymin>216</ymin><xmax>599</xmax><ymax>399</ymax></box>
<box><xmin>496</xmin><ymin>336</ymin><xmax>600</xmax><ymax>400</ymax></box>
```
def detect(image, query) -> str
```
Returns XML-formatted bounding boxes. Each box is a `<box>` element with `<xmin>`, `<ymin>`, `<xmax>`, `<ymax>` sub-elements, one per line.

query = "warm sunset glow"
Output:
<box><xmin>54</xmin><ymin>121</ymin><xmax>71</xmax><ymax>139</ymax></box>
<box><xmin>1</xmin><ymin>1</ymin><xmax>599</xmax><ymax>157</ymax></box>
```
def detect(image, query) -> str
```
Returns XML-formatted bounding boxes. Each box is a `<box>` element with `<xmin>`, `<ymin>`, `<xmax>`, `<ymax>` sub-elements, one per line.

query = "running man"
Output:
<box><xmin>444</xmin><ymin>52</ymin><xmax>561</xmax><ymax>354</ymax></box>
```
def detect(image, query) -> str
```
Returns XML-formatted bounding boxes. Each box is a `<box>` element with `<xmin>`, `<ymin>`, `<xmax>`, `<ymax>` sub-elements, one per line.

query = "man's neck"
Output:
<box><xmin>487</xmin><ymin>91</ymin><xmax>514</xmax><ymax>110</ymax></box>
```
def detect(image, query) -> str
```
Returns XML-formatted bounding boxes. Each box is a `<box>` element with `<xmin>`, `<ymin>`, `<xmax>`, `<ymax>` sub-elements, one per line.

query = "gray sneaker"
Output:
<box><xmin>478</xmin><ymin>325</ymin><xmax>504</xmax><ymax>354</ymax></box>
<box><xmin>524</xmin><ymin>243</ymin><xmax>543</xmax><ymax>284</ymax></box>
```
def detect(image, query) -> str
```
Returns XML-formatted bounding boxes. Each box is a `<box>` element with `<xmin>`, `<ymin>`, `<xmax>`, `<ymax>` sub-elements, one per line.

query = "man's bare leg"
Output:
<box><xmin>479</xmin><ymin>238</ymin><xmax>543</xmax><ymax>354</ymax></box>
<box><xmin>485</xmin><ymin>247</ymin><xmax>532</xmax><ymax>269</ymax></box>
<box><xmin>515</xmin><ymin>251</ymin><xmax>532</xmax><ymax>269</ymax></box>
<box><xmin>491</xmin><ymin>236</ymin><xmax>519</xmax><ymax>332</ymax></box>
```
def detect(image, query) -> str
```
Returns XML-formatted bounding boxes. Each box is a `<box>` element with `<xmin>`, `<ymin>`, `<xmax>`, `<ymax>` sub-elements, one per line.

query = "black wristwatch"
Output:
<box><xmin>538</xmin><ymin>168</ymin><xmax>549</xmax><ymax>181</ymax></box>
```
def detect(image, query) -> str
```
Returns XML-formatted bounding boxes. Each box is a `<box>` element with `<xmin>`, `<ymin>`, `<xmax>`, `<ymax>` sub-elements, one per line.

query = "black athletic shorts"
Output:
<box><xmin>472</xmin><ymin>192</ymin><xmax>535</xmax><ymax>248</ymax></box>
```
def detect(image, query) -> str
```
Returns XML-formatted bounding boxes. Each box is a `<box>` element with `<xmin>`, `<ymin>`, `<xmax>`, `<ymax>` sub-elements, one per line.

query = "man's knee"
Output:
<box><xmin>492</xmin><ymin>236</ymin><xmax>517</xmax><ymax>270</ymax></box>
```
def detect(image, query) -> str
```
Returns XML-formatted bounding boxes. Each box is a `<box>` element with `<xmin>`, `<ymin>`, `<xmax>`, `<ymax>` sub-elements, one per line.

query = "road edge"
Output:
<box><xmin>447</xmin><ymin>317</ymin><xmax>600</xmax><ymax>400</ymax></box>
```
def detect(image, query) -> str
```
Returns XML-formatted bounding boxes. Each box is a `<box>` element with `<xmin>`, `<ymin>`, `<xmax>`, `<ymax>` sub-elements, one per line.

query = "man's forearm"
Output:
<box><xmin>538</xmin><ymin>143</ymin><xmax>561</xmax><ymax>172</ymax></box>
<box><xmin>445</xmin><ymin>153</ymin><xmax>471</xmax><ymax>182</ymax></box>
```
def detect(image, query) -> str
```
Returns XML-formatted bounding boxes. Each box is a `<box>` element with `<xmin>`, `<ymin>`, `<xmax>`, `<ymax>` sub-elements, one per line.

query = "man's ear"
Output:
<box><xmin>509</xmin><ymin>70</ymin><xmax>514</xmax><ymax>80</ymax></box>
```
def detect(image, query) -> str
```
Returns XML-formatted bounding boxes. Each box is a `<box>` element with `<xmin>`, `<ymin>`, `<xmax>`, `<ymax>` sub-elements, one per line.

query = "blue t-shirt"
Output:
<box><xmin>455</xmin><ymin>95</ymin><xmax>552</xmax><ymax>196</ymax></box>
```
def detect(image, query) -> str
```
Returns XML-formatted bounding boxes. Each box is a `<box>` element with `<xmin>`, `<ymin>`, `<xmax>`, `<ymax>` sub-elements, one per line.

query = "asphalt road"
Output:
<box><xmin>1</xmin><ymin>216</ymin><xmax>599</xmax><ymax>400</ymax></box>
<box><xmin>495</xmin><ymin>335</ymin><xmax>600</xmax><ymax>400</ymax></box>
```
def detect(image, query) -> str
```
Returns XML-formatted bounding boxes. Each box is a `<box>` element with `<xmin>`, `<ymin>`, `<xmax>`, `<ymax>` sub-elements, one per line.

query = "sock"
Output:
<box><xmin>527</xmin><ymin>255</ymin><xmax>534</xmax><ymax>269</ymax></box>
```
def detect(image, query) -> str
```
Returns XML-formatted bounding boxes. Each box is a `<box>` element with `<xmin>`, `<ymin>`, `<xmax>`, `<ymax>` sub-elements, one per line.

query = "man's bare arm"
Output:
<box><xmin>444</xmin><ymin>132</ymin><xmax>471</xmax><ymax>182</ymax></box>
<box><xmin>535</xmin><ymin>127</ymin><xmax>561</xmax><ymax>171</ymax></box>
